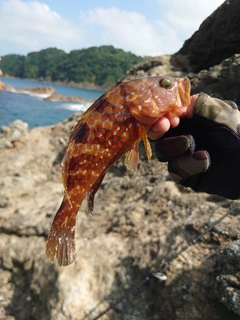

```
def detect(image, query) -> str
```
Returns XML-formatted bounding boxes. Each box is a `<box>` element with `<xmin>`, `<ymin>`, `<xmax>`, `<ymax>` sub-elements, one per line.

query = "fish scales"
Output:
<box><xmin>46</xmin><ymin>75</ymin><xmax>191</xmax><ymax>266</ymax></box>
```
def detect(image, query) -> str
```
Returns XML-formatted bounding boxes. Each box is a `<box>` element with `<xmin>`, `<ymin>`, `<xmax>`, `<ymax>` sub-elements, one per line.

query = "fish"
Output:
<box><xmin>46</xmin><ymin>75</ymin><xmax>191</xmax><ymax>266</ymax></box>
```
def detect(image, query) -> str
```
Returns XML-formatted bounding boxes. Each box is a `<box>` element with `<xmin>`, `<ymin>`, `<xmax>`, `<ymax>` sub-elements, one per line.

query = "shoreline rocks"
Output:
<box><xmin>43</xmin><ymin>91</ymin><xmax>83</xmax><ymax>102</ymax></box>
<box><xmin>1</xmin><ymin>115</ymin><xmax>240</xmax><ymax>319</ymax></box>
<box><xmin>0</xmin><ymin>80</ymin><xmax>15</xmax><ymax>91</ymax></box>
<box><xmin>1</xmin><ymin>1</ymin><xmax>240</xmax><ymax>319</ymax></box>
<box><xmin>2</xmin><ymin>75</ymin><xmax>109</xmax><ymax>92</ymax></box>
<box><xmin>174</xmin><ymin>0</ymin><xmax>240</xmax><ymax>72</ymax></box>
<box><xmin>118</xmin><ymin>53</ymin><xmax>240</xmax><ymax>105</ymax></box>
<box><xmin>1</xmin><ymin>84</ymin><xmax>84</xmax><ymax>103</ymax></box>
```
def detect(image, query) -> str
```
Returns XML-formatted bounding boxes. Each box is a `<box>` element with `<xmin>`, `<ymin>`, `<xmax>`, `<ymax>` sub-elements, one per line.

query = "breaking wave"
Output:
<box><xmin>58</xmin><ymin>101</ymin><xmax>93</xmax><ymax>112</ymax></box>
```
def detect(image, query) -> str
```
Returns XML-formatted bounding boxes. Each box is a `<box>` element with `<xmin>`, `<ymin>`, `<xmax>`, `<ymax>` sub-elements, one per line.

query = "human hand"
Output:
<box><xmin>153</xmin><ymin>93</ymin><xmax>240</xmax><ymax>199</ymax></box>
<box><xmin>148</xmin><ymin>94</ymin><xmax>199</xmax><ymax>140</ymax></box>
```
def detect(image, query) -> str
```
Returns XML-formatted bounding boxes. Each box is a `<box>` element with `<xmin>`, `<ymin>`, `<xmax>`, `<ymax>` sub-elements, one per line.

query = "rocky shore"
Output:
<box><xmin>1</xmin><ymin>115</ymin><xmax>240</xmax><ymax>320</ymax></box>
<box><xmin>0</xmin><ymin>83</ymin><xmax>84</xmax><ymax>102</ymax></box>
<box><xmin>1</xmin><ymin>1</ymin><xmax>240</xmax><ymax>319</ymax></box>
<box><xmin>0</xmin><ymin>80</ymin><xmax>15</xmax><ymax>92</ymax></box>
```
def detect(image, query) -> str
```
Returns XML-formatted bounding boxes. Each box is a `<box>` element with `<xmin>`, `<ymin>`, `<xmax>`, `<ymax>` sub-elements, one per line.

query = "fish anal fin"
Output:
<box><xmin>87</xmin><ymin>173</ymin><xmax>106</xmax><ymax>215</ymax></box>
<box><xmin>46</xmin><ymin>198</ymin><xmax>77</xmax><ymax>266</ymax></box>
<box><xmin>125</xmin><ymin>143</ymin><xmax>140</xmax><ymax>174</ymax></box>
<box><xmin>138</xmin><ymin>126</ymin><xmax>152</xmax><ymax>162</ymax></box>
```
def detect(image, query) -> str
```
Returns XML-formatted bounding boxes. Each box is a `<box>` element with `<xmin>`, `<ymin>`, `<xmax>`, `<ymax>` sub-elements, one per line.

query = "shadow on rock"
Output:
<box><xmin>1</xmin><ymin>236</ymin><xmax>60</xmax><ymax>320</ymax></box>
<box><xmin>84</xmin><ymin>224</ymin><xmax>240</xmax><ymax>320</ymax></box>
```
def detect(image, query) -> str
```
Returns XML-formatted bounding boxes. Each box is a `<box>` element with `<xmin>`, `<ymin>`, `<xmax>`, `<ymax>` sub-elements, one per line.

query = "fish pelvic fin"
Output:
<box><xmin>138</xmin><ymin>125</ymin><xmax>152</xmax><ymax>162</ymax></box>
<box><xmin>46</xmin><ymin>197</ymin><xmax>77</xmax><ymax>266</ymax></box>
<box><xmin>125</xmin><ymin>143</ymin><xmax>140</xmax><ymax>174</ymax></box>
<box><xmin>125</xmin><ymin>126</ymin><xmax>152</xmax><ymax>174</ymax></box>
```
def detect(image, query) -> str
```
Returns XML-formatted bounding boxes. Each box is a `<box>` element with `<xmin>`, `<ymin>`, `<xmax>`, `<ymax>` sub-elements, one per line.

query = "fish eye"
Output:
<box><xmin>160</xmin><ymin>77</ymin><xmax>173</xmax><ymax>89</ymax></box>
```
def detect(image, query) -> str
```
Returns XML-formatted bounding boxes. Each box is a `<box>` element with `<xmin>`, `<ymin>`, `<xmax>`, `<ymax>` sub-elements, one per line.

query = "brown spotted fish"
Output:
<box><xmin>46</xmin><ymin>76</ymin><xmax>191</xmax><ymax>266</ymax></box>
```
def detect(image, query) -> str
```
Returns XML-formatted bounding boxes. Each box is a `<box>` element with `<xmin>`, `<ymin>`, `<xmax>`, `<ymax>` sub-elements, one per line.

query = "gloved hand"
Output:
<box><xmin>155</xmin><ymin>93</ymin><xmax>240</xmax><ymax>199</ymax></box>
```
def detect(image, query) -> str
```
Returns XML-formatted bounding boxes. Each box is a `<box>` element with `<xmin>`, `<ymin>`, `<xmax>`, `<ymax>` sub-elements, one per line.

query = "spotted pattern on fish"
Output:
<box><xmin>46</xmin><ymin>76</ymin><xmax>191</xmax><ymax>266</ymax></box>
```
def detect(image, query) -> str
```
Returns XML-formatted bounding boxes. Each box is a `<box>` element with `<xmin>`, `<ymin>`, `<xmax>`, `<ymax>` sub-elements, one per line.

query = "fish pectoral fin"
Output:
<box><xmin>87</xmin><ymin>173</ymin><xmax>106</xmax><ymax>215</ymax></box>
<box><xmin>138</xmin><ymin>126</ymin><xmax>152</xmax><ymax>162</ymax></box>
<box><xmin>125</xmin><ymin>143</ymin><xmax>140</xmax><ymax>174</ymax></box>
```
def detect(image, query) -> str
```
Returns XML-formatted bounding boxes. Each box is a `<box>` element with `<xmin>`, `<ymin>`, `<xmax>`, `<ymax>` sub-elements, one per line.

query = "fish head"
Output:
<box><xmin>124</xmin><ymin>76</ymin><xmax>191</xmax><ymax>126</ymax></box>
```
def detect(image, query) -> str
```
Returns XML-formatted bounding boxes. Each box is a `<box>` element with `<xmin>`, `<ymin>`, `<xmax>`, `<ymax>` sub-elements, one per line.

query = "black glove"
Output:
<box><xmin>155</xmin><ymin>93</ymin><xmax>240</xmax><ymax>199</ymax></box>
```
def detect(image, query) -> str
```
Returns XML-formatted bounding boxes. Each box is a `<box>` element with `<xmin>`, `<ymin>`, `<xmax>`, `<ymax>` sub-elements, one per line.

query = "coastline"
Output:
<box><xmin>2</xmin><ymin>74</ymin><xmax>109</xmax><ymax>92</ymax></box>
<box><xmin>0</xmin><ymin>75</ymin><xmax>107</xmax><ymax>104</ymax></box>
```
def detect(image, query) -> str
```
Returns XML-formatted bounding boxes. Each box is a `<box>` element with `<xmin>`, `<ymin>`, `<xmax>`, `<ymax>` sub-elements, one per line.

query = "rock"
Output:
<box><xmin>0</xmin><ymin>80</ymin><xmax>4</xmax><ymax>90</ymax></box>
<box><xmin>1</xmin><ymin>113</ymin><xmax>240</xmax><ymax>319</ymax></box>
<box><xmin>0</xmin><ymin>80</ymin><xmax>14</xmax><ymax>91</ymax></box>
<box><xmin>0</xmin><ymin>120</ymin><xmax>29</xmax><ymax>149</ymax></box>
<box><xmin>43</xmin><ymin>91</ymin><xmax>83</xmax><ymax>102</ymax></box>
<box><xmin>2</xmin><ymin>1</ymin><xmax>240</xmax><ymax>318</ymax></box>
<box><xmin>17</xmin><ymin>86</ymin><xmax>55</xmax><ymax>96</ymax></box>
<box><xmin>190</xmin><ymin>54</ymin><xmax>240</xmax><ymax>104</ymax></box>
<box><xmin>118</xmin><ymin>55</ymin><xmax>186</xmax><ymax>83</ymax></box>
<box><xmin>0</xmin><ymin>137</ymin><xmax>13</xmax><ymax>149</ymax></box>
<box><xmin>119</xmin><ymin>1</ymin><xmax>240</xmax><ymax>105</ymax></box>
<box><xmin>216</xmin><ymin>241</ymin><xmax>240</xmax><ymax>316</ymax></box>
<box><xmin>3</xmin><ymin>85</ymin><xmax>84</xmax><ymax>103</ymax></box>
<box><xmin>174</xmin><ymin>0</ymin><xmax>240</xmax><ymax>72</ymax></box>
<box><xmin>119</xmin><ymin>52</ymin><xmax>240</xmax><ymax>104</ymax></box>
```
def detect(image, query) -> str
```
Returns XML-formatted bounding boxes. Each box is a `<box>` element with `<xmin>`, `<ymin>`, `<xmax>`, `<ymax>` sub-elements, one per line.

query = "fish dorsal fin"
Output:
<box><xmin>125</xmin><ymin>143</ymin><xmax>140</xmax><ymax>174</ymax></box>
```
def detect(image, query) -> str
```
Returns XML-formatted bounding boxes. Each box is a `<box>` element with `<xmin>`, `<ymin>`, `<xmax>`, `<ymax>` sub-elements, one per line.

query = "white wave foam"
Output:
<box><xmin>19</xmin><ymin>91</ymin><xmax>52</xmax><ymax>99</ymax></box>
<box><xmin>59</xmin><ymin>103</ymin><xmax>86</xmax><ymax>112</ymax></box>
<box><xmin>4</xmin><ymin>89</ymin><xmax>52</xmax><ymax>99</ymax></box>
<box><xmin>83</xmin><ymin>101</ymin><xmax>93</xmax><ymax>111</ymax></box>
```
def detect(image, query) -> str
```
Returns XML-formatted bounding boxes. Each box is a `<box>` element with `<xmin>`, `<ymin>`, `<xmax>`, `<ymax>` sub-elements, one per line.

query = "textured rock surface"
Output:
<box><xmin>117</xmin><ymin>55</ymin><xmax>186</xmax><ymax>84</ymax></box>
<box><xmin>190</xmin><ymin>54</ymin><xmax>240</xmax><ymax>103</ymax></box>
<box><xmin>119</xmin><ymin>1</ymin><xmax>240</xmax><ymax>105</ymax></box>
<box><xmin>2</xmin><ymin>1</ymin><xmax>240</xmax><ymax>319</ymax></box>
<box><xmin>1</xmin><ymin>115</ymin><xmax>240</xmax><ymax>320</ymax></box>
<box><xmin>119</xmin><ymin>53</ymin><xmax>240</xmax><ymax>105</ymax></box>
<box><xmin>175</xmin><ymin>0</ymin><xmax>240</xmax><ymax>72</ymax></box>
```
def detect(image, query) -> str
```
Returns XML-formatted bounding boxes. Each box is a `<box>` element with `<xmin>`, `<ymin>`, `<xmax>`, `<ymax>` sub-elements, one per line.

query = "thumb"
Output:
<box><xmin>184</xmin><ymin>94</ymin><xmax>200</xmax><ymax>119</ymax></box>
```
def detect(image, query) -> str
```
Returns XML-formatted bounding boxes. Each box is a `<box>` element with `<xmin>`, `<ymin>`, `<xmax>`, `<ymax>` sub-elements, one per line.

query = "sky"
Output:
<box><xmin>0</xmin><ymin>0</ymin><xmax>225</xmax><ymax>57</ymax></box>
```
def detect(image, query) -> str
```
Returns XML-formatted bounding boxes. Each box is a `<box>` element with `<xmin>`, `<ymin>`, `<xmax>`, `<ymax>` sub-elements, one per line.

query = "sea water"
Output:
<box><xmin>0</xmin><ymin>77</ymin><xmax>104</xmax><ymax>128</ymax></box>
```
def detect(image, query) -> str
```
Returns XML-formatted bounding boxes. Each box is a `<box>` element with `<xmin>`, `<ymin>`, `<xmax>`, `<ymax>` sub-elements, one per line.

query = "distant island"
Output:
<box><xmin>0</xmin><ymin>46</ymin><xmax>143</xmax><ymax>88</ymax></box>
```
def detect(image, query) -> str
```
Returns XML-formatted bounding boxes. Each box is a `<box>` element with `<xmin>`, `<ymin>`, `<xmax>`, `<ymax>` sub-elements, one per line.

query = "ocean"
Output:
<box><xmin>0</xmin><ymin>77</ymin><xmax>104</xmax><ymax>129</ymax></box>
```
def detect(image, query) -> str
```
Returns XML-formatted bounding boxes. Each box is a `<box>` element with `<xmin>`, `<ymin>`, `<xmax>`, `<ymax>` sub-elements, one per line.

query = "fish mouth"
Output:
<box><xmin>177</xmin><ymin>77</ymin><xmax>191</xmax><ymax>107</ymax></box>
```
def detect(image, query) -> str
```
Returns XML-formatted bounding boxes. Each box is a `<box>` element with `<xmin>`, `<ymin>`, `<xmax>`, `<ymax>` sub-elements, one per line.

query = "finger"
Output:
<box><xmin>167</xmin><ymin>115</ymin><xmax>180</xmax><ymax>128</ymax></box>
<box><xmin>168</xmin><ymin>150</ymin><xmax>210</xmax><ymax>183</ymax></box>
<box><xmin>148</xmin><ymin>116</ymin><xmax>170</xmax><ymax>140</ymax></box>
<box><xmin>155</xmin><ymin>134</ymin><xmax>195</xmax><ymax>162</ymax></box>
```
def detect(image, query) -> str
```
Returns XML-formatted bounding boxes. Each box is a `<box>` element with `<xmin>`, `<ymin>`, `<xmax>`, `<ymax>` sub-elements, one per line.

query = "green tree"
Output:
<box><xmin>1</xmin><ymin>46</ymin><xmax>142</xmax><ymax>87</ymax></box>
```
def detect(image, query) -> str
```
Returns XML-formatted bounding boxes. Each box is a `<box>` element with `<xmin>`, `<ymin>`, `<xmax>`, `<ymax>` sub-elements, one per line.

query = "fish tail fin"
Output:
<box><xmin>46</xmin><ymin>197</ymin><xmax>78</xmax><ymax>266</ymax></box>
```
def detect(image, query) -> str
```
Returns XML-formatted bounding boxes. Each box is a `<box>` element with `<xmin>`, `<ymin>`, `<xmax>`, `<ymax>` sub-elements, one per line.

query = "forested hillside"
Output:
<box><xmin>1</xmin><ymin>46</ymin><xmax>142</xmax><ymax>87</ymax></box>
